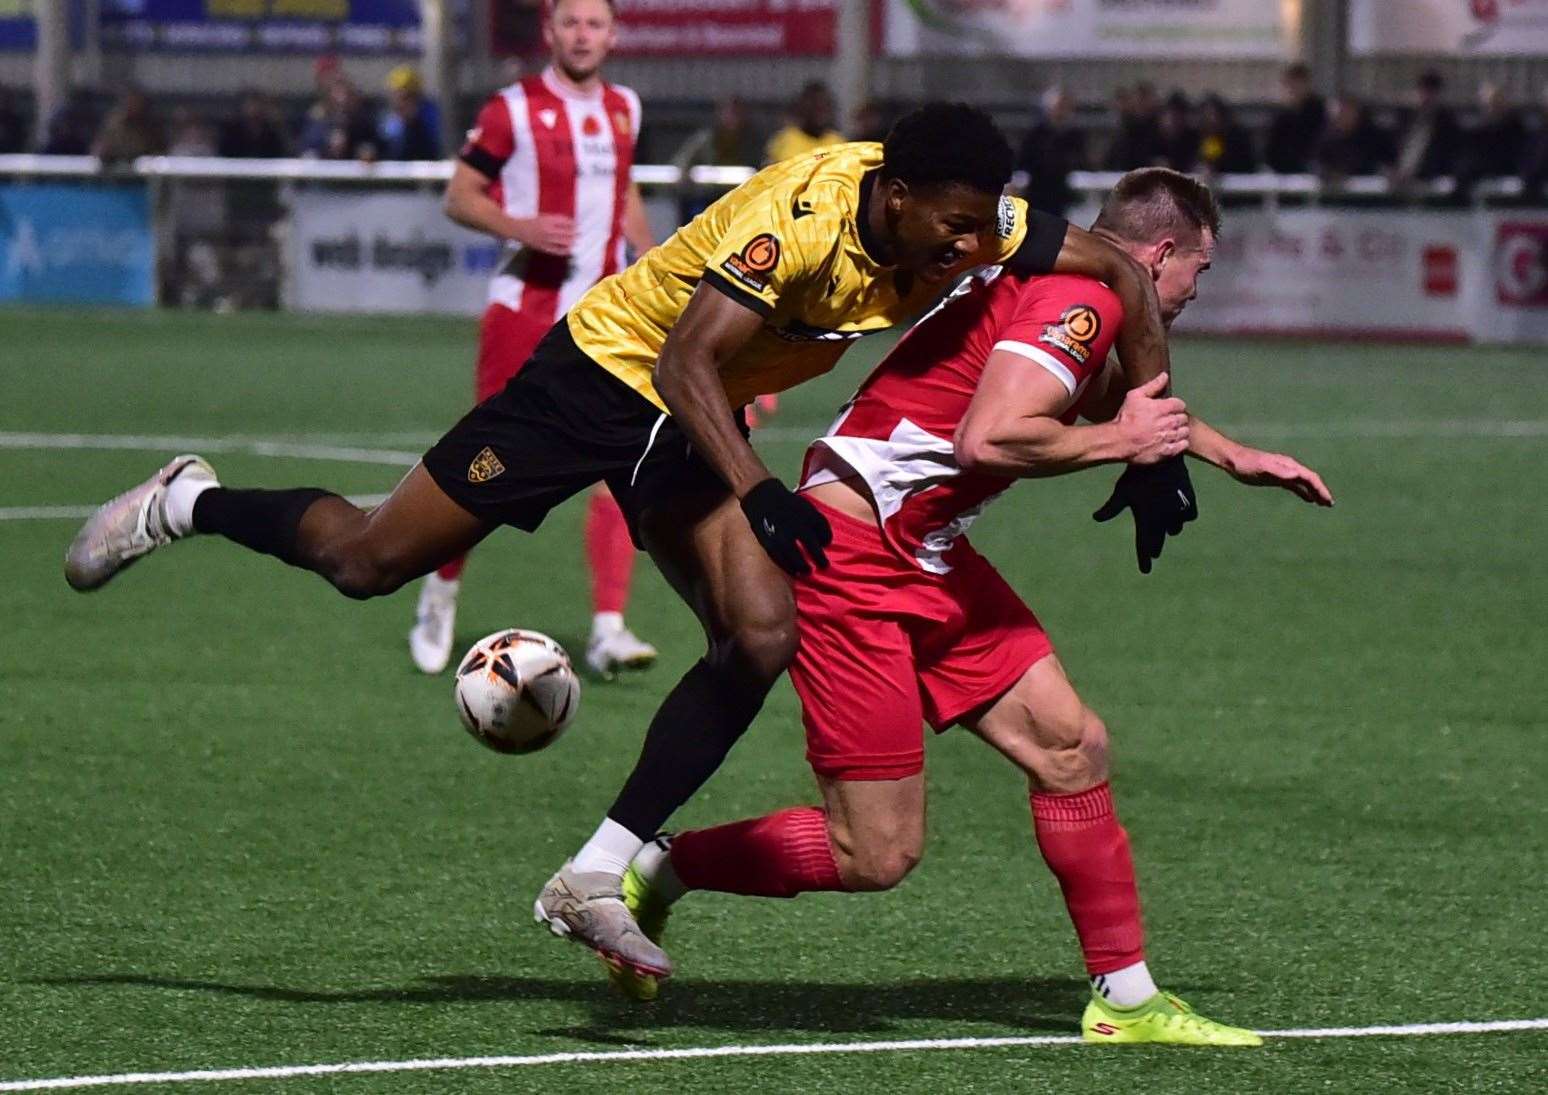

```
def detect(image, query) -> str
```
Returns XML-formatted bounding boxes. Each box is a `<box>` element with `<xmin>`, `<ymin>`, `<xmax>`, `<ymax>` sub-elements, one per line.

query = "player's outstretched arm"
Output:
<box><xmin>1187</xmin><ymin>416</ymin><xmax>1334</xmax><ymax>506</ymax></box>
<box><xmin>1047</xmin><ymin>225</ymin><xmax>1170</xmax><ymax>389</ymax></box>
<box><xmin>956</xmin><ymin>362</ymin><xmax>1187</xmax><ymax>478</ymax></box>
<box><xmin>654</xmin><ymin>284</ymin><xmax>831</xmax><ymax>575</ymax></box>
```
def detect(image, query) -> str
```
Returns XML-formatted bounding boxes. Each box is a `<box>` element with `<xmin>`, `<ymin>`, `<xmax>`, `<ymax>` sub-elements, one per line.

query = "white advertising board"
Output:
<box><xmin>1349</xmin><ymin>0</ymin><xmax>1548</xmax><ymax>57</ymax></box>
<box><xmin>885</xmin><ymin>0</ymin><xmax>1298</xmax><ymax>58</ymax></box>
<box><xmin>1066</xmin><ymin>203</ymin><xmax>1548</xmax><ymax>343</ymax></box>
<box><xmin>289</xmin><ymin>190</ymin><xmax>497</xmax><ymax>316</ymax></box>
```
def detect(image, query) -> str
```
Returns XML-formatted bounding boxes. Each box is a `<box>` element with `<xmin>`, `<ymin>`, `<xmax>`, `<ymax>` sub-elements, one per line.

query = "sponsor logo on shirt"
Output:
<box><xmin>996</xmin><ymin>194</ymin><xmax>1017</xmax><ymax>240</ymax></box>
<box><xmin>1038</xmin><ymin>303</ymin><xmax>1101</xmax><ymax>364</ymax></box>
<box><xmin>720</xmin><ymin>233</ymin><xmax>781</xmax><ymax>294</ymax></box>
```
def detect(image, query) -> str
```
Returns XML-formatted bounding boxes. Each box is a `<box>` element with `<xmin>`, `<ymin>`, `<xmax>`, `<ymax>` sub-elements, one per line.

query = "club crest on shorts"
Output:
<box><xmin>468</xmin><ymin>446</ymin><xmax>506</xmax><ymax>484</ymax></box>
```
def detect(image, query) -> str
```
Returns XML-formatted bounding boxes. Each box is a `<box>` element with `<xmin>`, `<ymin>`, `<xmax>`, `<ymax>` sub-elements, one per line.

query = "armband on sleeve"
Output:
<box><xmin>1005</xmin><ymin>210</ymin><xmax>1068</xmax><ymax>276</ymax></box>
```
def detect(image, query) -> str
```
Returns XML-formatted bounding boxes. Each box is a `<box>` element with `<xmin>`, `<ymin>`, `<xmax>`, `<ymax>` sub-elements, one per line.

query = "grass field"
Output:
<box><xmin>1</xmin><ymin>307</ymin><xmax>1546</xmax><ymax>1093</ymax></box>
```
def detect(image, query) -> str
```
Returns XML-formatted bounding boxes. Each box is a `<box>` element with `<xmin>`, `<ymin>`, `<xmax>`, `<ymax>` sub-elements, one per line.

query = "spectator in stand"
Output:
<box><xmin>1455</xmin><ymin>82</ymin><xmax>1525</xmax><ymax>200</ymax></box>
<box><xmin>92</xmin><ymin>88</ymin><xmax>166</xmax><ymax>163</ymax></box>
<box><xmin>671</xmin><ymin>95</ymin><xmax>758</xmax><ymax>222</ymax></box>
<box><xmin>1154</xmin><ymin>90</ymin><xmax>1199</xmax><ymax>172</ymax></box>
<box><xmin>1012</xmin><ymin>85</ymin><xmax>1086</xmax><ymax>217</ymax></box>
<box><xmin>378</xmin><ymin>65</ymin><xmax>442</xmax><ymax>161</ymax></box>
<box><xmin>763</xmin><ymin>80</ymin><xmax>843</xmax><ymax>165</ymax></box>
<box><xmin>1390</xmin><ymin>70</ymin><xmax>1462</xmax><ymax>191</ymax></box>
<box><xmin>166</xmin><ymin>106</ymin><xmax>217</xmax><ymax>157</ymax></box>
<box><xmin>1520</xmin><ymin>87</ymin><xmax>1548</xmax><ymax>203</ymax></box>
<box><xmin>848</xmin><ymin>100</ymin><xmax>889</xmax><ymax>143</ymax></box>
<box><xmin>220</xmin><ymin>91</ymin><xmax>290</xmax><ymax>158</ymax></box>
<box><xmin>1315</xmin><ymin>95</ymin><xmax>1392</xmax><ymax>182</ymax></box>
<box><xmin>0</xmin><ymin>86</ymin><xmax>26</xmax><ymax>154</ymax></box>
<box><xmin>1103</xmin><ymin>82</ymin><xmax>1160</xmax><ymax>170</ymax></box>
<box><xmin>39</xmin><ymin>92</ymin><xmax>95</xmax><ymax>155</ymax></box>
<box><xmin>1196</xmin><ymin>93</ymin><xmax>1257</xmax><ymax>176</ymax></box>
<box><xmin>1263</xmin><ymin>62</ymin><xmax>1326</xmax><ymax>174</ymax></box>
<box><xmin>299</xmin><ymin>68</ymin><xmax>377</xmax><ymax>162</ymax></box>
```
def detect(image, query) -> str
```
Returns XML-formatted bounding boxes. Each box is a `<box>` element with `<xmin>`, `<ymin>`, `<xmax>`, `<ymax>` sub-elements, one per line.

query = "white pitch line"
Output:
<box><xmin>0</xmin><ymin>496</ymin><xmax>388</xmax><ymax>523</ymax></box>
<box><xmin>0</xmin><ymin>433</ymin><xmax>420</xmax><ymax>467</ymax></box>
<box><xmin>0</xmin><ymin>1017</ymin><xmax>1542</xmax><ymax>1092</ymax></box>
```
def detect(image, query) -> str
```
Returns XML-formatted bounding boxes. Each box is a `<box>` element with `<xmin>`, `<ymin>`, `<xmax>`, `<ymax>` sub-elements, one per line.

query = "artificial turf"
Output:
<box><xmin>1</xmin><ymin>307</ymin><xmax>1545</xmax><ymax>1092</ymax></box>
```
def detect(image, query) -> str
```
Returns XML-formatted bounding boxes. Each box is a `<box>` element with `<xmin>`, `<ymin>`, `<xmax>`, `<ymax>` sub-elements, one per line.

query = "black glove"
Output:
<box><xmin>740</xmin><ymin>478</ymin><xmax>832</xmax><ymax>577</ymax></box>
<box><xmin>1092</xmin><ymin>456</ymin><xmax>1199</xmax><ymax>574</ymax></box>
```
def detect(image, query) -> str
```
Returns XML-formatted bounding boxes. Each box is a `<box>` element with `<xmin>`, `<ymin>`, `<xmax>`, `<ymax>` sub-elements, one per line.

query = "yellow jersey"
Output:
<box><xmin>566</xmin><ymin>142</ymin><xmax>1066</xmax><ymax>412</ymax></box>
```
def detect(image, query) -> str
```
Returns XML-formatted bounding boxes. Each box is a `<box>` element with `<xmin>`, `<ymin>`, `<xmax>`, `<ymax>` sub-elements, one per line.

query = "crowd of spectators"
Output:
<box><xmin>1015</xmin><ymin>64</ymin><xmax>1548</xmax><ymax>211</ymax></box>
<box><xmin>4</xmin><ymin>60</ymin><xmax>1548</xmax><ymax>208</ymax></box>
<box><xmin>0</xmin><ymin>57</ymin><xmax>444</xmax><ymax>163</ymax></box>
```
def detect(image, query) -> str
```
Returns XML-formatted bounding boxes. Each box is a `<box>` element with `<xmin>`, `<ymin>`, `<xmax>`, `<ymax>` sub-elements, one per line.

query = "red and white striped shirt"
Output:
<box><xmin>460</xmin><ymin>67</ymin><xmax>642</xmax><ymax>323</ymax></box>
<box><xmin>800</xmin><ymin>269</ymin><xmax>1122</xmax><ymax>575</ymax></box>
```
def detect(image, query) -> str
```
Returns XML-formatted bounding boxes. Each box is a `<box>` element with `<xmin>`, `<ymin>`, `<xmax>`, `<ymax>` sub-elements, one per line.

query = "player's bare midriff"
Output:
<box><xmin>801</xmin><ymin>476</ymin><xmax>877</xmax><ymax>526</ymax></box>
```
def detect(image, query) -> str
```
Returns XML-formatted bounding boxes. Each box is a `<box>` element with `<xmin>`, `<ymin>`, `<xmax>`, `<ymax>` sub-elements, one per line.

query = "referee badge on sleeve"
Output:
<box><xmin>468</xmin><ymin>446</ymin><xmax>506</xmax><ymax>483</ymax></box>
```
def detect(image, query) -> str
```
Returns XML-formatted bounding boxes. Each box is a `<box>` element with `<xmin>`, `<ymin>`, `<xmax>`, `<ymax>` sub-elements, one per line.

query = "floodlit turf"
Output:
<box><xmin>2</xmin><ymin>306</ymin><xmax>1546</xmax><ymax>1092</ymax></box>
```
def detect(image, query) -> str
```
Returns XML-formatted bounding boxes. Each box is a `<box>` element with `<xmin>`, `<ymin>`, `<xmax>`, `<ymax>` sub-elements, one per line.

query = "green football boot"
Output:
<box><xmin>604</xmin><ymin>858</ymin><xmax>675</xmax><ymax>1002</ymax></box>
<box><xmin>1082</xmin><ymin>991</ymin><xmax>1264</xmax><ymax>1047</ymax></box>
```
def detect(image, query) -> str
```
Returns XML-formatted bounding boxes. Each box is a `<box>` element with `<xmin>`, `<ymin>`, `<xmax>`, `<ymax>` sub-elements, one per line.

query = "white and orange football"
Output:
<box><xmin>453</xmin><ymin>629</ymin><xmax>580</xmax><ymax>754</ymax></box>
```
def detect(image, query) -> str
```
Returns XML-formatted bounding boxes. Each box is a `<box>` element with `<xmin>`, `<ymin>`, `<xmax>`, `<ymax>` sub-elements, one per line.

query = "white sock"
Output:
<box><xmin>571</xmin><ymin>817</ymin><xmax>643</xmax><ymax>879</ymax></box>
<box><xmin>162</xmin><ymin>474</ymin><xmax>218</xmax><ymax>538</ymax></box>
<box><xmin>591</xmin><ymin>611</ymin><xmax>624</xmax><ymax>639</ymax></box>
<box><xmin>631</xmin><ymin>834</ymin><xmax>687</xmax><ymax>904</ymax></box>
<box><xmin>421</xmin><ymin>573</ymin><xmax>460</xmax><ymax>599</ymax></box>
<box><xmin>1092</xmin><ymin>961</ymin><xmax>1159</xmax><ymax>1008</ymax></box>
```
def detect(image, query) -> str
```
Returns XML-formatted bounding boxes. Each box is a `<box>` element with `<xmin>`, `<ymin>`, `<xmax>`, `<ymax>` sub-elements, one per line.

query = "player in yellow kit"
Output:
<box><xmin>66</xmin><ymin>105</ymin><xmax>1186</xmax><ymax>980</ymax></box>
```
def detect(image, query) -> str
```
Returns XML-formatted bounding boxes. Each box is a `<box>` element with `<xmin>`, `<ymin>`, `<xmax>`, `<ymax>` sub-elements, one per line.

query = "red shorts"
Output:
<box><xmin>475</xmin><ymin>302</ymin><xmax>555</xmax><ymax>402</ymax></box>
<box><xmin>790</xmin><ymin>498</ymin><xmax>1054</xmax><ymax>782</ymax></box>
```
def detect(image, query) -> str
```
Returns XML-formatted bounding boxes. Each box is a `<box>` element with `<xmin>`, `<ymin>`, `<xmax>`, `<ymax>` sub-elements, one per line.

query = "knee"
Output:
<box><xmin>320</xmin><ymin>542</ymin><xmax>414</xmax><ymax>600</ymax></box>
<box><xmin>1035</xmin><ymin>709</ymin><xmax>1110</xmax><ymax>792</ymax></box>
<box><xmin>710</xmin><ymin>608</ymin><xmax>797</xmax><ymax>684</ymax></box>
<box><xmin>830</xmin><ymin>825</ymin><xmax>924</xmax><ymax>892</ymax></box>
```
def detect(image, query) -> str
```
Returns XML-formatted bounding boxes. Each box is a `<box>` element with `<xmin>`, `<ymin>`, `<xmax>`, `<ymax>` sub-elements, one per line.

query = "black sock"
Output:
<box><xmin>192</xmin><ymin>486</ymin><xmax>336</xmax><ymax>567</ymax></box>
<box><xmin>607</xmin><ymin>658</ymin><xmax>769</xmax><ymax>838</ymax></box>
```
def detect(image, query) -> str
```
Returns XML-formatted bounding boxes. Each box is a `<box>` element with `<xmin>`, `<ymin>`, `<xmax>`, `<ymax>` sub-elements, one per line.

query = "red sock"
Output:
<box><xmin>436</xmin><ymin>555</ymin><xmax>466</xmax><ymax>582</ymax></box>
<box><xmin>1031</xmin><ymin>782</ymin><xmax>1146</xmax><ymax>976</ymax></box>
<box><xmin>670</xmin><ymin>806</ymin><xmax>848</xmax><ymax>898</ymax></box>
<box><xmin>585</xmin><ymin>490</ymin><xmax>634</xmax><ymax>616</ymax></box>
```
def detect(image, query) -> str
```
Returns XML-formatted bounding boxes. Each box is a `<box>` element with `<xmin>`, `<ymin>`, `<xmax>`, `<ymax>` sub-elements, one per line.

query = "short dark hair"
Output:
<box><xmin>881</xmin><ymin>102</ymin><xmax>1012</xmax><ymax>195</ymax></box>
<box><xmin>1093</xmin><ymin>167</ymin><xmax>1221</xmax><ymax>245</ymax></box>
<box><xmin>1418</xmin><ymin>70</ymin><xmax>1445</xmax><ymax>93</ymax></box>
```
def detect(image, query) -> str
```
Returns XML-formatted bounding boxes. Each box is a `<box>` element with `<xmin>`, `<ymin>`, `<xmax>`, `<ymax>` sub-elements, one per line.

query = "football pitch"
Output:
<box><xmin>2</xmin><ymin>307</ymin><xmax>1545</xmax><ymax>1092</ymax></box>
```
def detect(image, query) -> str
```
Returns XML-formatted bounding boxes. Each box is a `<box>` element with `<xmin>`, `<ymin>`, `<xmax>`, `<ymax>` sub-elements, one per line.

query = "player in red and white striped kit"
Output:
<box><xmin>408</xmin><ymin>0</ymin><xmax>659</xmax><ymax>676</ymax></box>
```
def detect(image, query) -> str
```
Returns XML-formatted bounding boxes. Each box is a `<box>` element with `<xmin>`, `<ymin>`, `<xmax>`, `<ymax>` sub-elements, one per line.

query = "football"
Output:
<box><xmin>453</xmin><ymin>629</ymin><xmax>580</xmax><ymax>754</ymax></box>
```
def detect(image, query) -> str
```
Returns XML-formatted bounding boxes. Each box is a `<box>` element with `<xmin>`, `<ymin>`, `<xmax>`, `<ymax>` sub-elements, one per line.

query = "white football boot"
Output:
<box><xmin>534</xmin><ymin>860</ymin><xmax>674</xmax><ymax>983</ymax></box>
<box><xmin>585</xmin><ymin>613</ymin><xmax>658</xmax><ymax>679</ymax></box>
<box><xmin>64</xmin><ymin>454</ymin><xmax>218</xmax><ymax>592</ymax></box>
<box><xmin>408</xmin><ymin>573</ymin><xmax>460</xmax><ymax>674</ymax></box>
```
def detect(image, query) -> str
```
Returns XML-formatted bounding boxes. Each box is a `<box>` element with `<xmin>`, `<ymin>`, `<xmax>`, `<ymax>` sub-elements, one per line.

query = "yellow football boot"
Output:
<box><xmin>1082</xmin><ymin>991</ymin><xmax>1264</xmax><ymax>1046</ymax></box>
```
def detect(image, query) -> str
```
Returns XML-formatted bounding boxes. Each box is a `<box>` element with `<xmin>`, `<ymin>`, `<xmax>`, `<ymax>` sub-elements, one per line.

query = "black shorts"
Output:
<box><xmin>423</xmin><ymin>320</ymin><xmax>744</xmax><ymax>542</ymax></box>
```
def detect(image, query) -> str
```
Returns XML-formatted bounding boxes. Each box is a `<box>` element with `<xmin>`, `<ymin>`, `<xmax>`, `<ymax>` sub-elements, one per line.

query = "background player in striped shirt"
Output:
<box><xmin>407</xmin><ymin>0</ymin><xmax>660</xmax><ymax>678</ymax></box>
<box><xmin>614</xmin><ymin>171</ymin><xmax>1330</xmax><ymax>1043</ymax></box>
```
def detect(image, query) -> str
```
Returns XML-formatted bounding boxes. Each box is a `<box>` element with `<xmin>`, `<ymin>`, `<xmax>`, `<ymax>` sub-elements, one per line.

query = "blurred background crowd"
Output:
<box><xmin>6</xmin><ymin>58</ymin><xmax>1548</xmax><ymax>210</ymax></box>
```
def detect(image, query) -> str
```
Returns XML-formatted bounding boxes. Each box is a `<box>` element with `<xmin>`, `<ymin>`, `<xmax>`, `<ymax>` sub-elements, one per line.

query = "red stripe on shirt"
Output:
<box><xmin>599</xmin><ymin>84</ymin><xmax>636</xmax><ymax>279</ymax></box>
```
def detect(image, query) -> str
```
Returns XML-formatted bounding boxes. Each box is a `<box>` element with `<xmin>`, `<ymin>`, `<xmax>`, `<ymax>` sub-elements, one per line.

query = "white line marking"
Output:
<box><xmin>0</xmin><ymin>1018</ymin><xmax>1541</xmax><ymax>1091</ymax></box>
<box><xmin>0</xmin><ymin>496</ymin><xmax>388</xmax><ymax>523</ymax></box>
<box><xmin>0</xmin><ymin>433</ymin><xmax>420</xmax><ymax>467</ymax></box>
